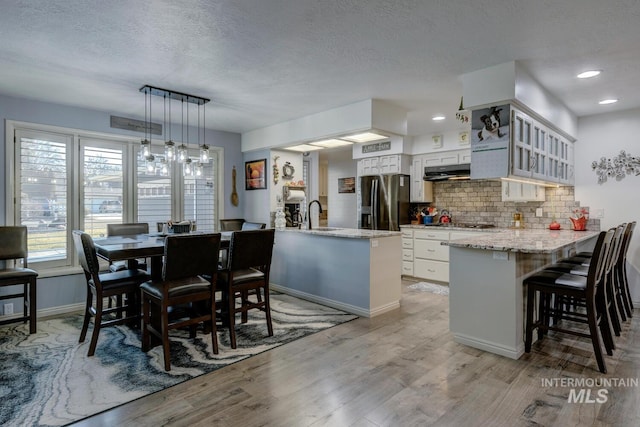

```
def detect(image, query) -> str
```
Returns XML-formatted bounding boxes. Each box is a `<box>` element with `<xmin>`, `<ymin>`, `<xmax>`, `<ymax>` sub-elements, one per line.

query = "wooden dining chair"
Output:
<box><xmin>106</xmin><ymin>223</ymin><xmax>150</xmax><ymax>272</ymax></box>
<box><xmin>140</xmin><ymin>233</ymin><xmax>221</xmax><ymax>371</ymax></box>
<box><xmin>72</xmin><ymin>230</ymin><xmax>151</xmax><ymax>356</ymax></box>
<box><xmin>218</xmin><ymin>228</ymin><xmax>276</xmax><ymax>349</ymax></box>
<box><xmin>0</xmin><ymin>226</ymin><xmax>38</xmax><ymax>334</ymax></box>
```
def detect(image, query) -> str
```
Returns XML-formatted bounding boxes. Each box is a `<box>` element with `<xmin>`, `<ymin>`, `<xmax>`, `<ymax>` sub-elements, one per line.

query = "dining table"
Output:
<box><xmin>93</xmin><ymin>231</ymin><xmax>232</xmax><ymax>280</ymax></box>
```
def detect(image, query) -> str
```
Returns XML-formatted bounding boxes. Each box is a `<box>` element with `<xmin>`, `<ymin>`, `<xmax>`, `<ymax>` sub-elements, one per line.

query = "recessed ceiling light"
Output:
<box><xmin>577</xmin><ymin>70</ymin><xmax>601</xmax><ymax>79</ymax></box>
<box><xmin>309</xmin><ymin>139</ymin><xmax>354</xmax><ymax>148</ymax></box>
<box><xmin>284</xmin><ymin>144</ymin><xmax>324</xmax><ymax>152</ymax></box>
<box><xmin>432</xmin><ymin>115</ymin><xmax>446</xmax><ymax>121</ymax></box>
<box><xmin>598</xmin><ymin>98</ymin><xmax>618</xmax><ymax>105</ymax></box>
<box><xmin>341</xmin><ymin>132</ymin><xmax>388</xmax><ymax>143</ymax></box>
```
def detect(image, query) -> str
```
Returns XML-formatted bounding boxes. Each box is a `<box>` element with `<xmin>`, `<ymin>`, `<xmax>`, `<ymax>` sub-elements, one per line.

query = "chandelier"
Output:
<box><xmin>139</xmin><ymin>85</ymin><xmax>210</xmax><ymax>176</ymax></box>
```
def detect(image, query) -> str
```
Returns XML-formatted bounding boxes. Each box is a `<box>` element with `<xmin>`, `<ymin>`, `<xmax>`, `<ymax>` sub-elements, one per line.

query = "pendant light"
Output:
<box><xmin>139</xmin><ymin>85</ymin><xmax>210</xmax><ymax>169</ymax></box>
<box><xmin>163</xmin><ymin>94</ymin><xmax>175</xmax><ymax>161</ymax></box>
<box><xmin>199</xmin><ymin>102</ymin><xmax>209</xmax><ymax>163</ymax></box>
<box><xmin>177</xmin><ymin>98</ymin><xmax>188</xmax><ymax>163</ymax></box>
<box><xmin>140</xmin><ymin>88</ymin><xmax>151</xmax><ymax>158</ymax></box>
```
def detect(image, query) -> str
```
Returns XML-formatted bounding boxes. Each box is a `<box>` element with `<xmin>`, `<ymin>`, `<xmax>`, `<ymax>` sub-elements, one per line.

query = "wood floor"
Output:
<box><xmin>74</xmin><ymin>280</ymin><xmax>640</xmax><ymax>426</ymax></box>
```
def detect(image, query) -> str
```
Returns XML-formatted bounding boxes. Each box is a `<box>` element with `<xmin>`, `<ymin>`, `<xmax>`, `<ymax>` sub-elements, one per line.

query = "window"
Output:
<box><xmin>6</xmin><ymin>121</ymin><xmax>222</xmax><ymax>273</ymax></box>
<box><xmin>13</xmin><ymin>128</ymin><xmax>72</xmax><ymax>269</ymax></box>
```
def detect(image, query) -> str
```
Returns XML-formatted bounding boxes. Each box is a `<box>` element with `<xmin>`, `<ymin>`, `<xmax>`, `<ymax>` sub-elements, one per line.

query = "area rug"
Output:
<box><xmin>407</xmin><ymin>281</ymin><xmax>450</xmax><ymax>295</ymax></box>
<box><xmin>0</xmin><ymin>293</ymin><xmax>357</xmax><ymax>427</ymax></box>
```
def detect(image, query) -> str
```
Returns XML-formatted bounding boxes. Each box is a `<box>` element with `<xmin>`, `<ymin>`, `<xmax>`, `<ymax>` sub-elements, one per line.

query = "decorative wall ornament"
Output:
<box><xmin>273</xmin><ymin>155</ymin><xmax>280</xmax><ymax>184</ymax></box>
<box><xmin>282</xmin><ymin>161</ymin><xmax>295</xmax><ymax>179</ymax></box>
<box><xmin>591</xmin><ymin>150</ymin><xmax>640</xmax><ymax>184</ymax></box>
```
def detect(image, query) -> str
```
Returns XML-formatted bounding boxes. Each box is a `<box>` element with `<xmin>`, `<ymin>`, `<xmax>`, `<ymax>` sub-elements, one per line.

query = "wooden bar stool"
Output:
<box><xmin>524</xmin><ymin>230</ymin><xmax>614</xmax><ymax>373</ymax></box>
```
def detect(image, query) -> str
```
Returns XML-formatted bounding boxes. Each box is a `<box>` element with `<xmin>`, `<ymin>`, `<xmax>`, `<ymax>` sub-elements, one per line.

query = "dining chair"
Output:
<box><xmin>218</xmin><ymin>228</ymin><xmax>276</xmax><ymax>349</ymax></box>
<box><xmin>106</xmin><ymin>223</ymin><xmax>150</xmax><ymax>272</ymax></box>
<box><xmin>524</xmin><ymin>229</ymin><xmax>614</xmax><ymax>373</ymax></box>
<box><xmin>72</xmin><ymin>230</ymin><xmax>151</xmax><ymax>356</ymax></box>
<box><xmin>219</xmin><ymin>218</ymin><xmax>246</xmax><ymax>231</ymax></box>
<box><xmin>0</xmin><ymin>226</ymin><xmax>38</xmax><ymax>333</ymax></box>
<box><xmin>140</xmin><ymin>233</ymin><xmax>221</xmax><ymax>371</ymax></box>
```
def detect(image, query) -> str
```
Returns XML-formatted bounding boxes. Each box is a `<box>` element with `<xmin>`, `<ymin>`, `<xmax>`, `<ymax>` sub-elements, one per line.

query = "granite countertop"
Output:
<box><xmin>278</xmin><ymin>227</ymin><xmax>401</xmax><ymax>239</ymax></box>
<box><xmin>400</xmin><ymin>224</ymin><xmax>501</xmax><ymax>232</ymax></box>
<box><xmin>443</xmin><ymin>228</ymin><xmax>600</xmax><ymax>253</ymax></box>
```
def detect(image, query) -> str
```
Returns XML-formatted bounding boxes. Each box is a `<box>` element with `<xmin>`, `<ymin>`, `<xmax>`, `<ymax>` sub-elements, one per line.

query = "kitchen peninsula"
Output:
<box><xmin>445</xmin><ymin>229</ymin><xmax>600</xmax><ymax>359</ymax></box>
<box><xmin>270</xmin><ymin>228</ymin><xmax>401</xmax><ymax>317</ymax></box>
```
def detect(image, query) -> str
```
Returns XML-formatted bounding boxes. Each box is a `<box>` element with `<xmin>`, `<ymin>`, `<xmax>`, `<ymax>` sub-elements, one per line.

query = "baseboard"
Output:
<box><xmin>452</xmin><ymin>332</ymin><xmax>524</xmax><ymax>360</ymax></box>
<box><xmin>0</xmin><ymin>302</ymin><xmax>84</xmax><ymax>323</ymax></box>
<box><xmin>270</xmin><ymin>284</ymin><xmax>371</xmax><ymax>317</ymax></box>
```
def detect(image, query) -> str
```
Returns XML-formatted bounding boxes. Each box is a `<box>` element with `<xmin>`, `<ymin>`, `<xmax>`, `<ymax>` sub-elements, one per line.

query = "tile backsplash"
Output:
<box><xmin>412</xmin><ymin>180</ymin><xmax>599</xmax><ymax>230</ymax></box>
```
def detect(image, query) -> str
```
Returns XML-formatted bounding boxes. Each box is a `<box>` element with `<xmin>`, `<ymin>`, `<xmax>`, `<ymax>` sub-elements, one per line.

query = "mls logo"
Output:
<box><xmin>568</xmin><ymin>388</ymin><xmax>609</xmax><ymax>403</ymax></box>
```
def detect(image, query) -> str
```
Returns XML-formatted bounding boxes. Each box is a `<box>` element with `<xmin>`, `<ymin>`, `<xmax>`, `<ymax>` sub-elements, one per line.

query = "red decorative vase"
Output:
<box><xmin>549</xmin><ymin>220</ymin><xmax>561</xmax><ymax>230</ymax></box>
<box><xmin>569</xmin><ymin>217</ymin><xmax>587</xmax><ymax>231</ymax></box>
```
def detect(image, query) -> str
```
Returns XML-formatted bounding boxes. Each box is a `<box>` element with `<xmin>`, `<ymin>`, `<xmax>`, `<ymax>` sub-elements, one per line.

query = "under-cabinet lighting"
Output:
<box><xmin>598</xmin><ymin>98</ymin><xmax>618</xmax><ymax>105</ymax></box>
<box><xmin>500</xmin><ymin>177</ymin><xmax>559</xmax><ymax>188</ymax></box>
<box><xmin>577</xmin><ymin>70</ymin><xmax>601</xmax><ymax>79</ymax></box>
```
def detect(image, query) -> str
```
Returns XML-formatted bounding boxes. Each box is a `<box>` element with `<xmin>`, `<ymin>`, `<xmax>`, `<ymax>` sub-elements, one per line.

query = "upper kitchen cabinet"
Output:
<box><xmin>410</xmin><ymin>149</ymin><xmax>469</xmax><ymax>202</ymax></box>
<box><xmin>357</xmin><ymin>154</ymin><xmax>410</xmax><ymax>176</ymax></box>
<box><xmin>511</xmin><ymin>107</ymin><xmax>574</xmax><ymax>185</ymax></box>
<box><xmin>470</xmin><ymin>104</ymin><xmax>574</xmax><ymax>186</ymax></box>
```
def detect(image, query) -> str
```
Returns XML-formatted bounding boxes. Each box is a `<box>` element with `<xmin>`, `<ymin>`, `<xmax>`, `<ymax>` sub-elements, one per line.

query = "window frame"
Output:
<box><xmin>5</xmin><ymin>120</ymin><xmax>224</xmax><ymax>277</ymax></box>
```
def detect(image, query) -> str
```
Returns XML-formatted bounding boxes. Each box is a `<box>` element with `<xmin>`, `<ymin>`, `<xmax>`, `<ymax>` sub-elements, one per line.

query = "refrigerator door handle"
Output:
<box><xmin>372</xmin><ymin>179</ymin><xmax>378</xmax><ymax>230</ymax></box>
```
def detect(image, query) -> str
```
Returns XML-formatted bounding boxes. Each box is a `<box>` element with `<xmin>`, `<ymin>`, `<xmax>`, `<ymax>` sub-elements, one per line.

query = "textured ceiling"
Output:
<box><xmin>1</xmin><ymin>0</ymin><xmax>639</xmax><ymax>136</ymax></box>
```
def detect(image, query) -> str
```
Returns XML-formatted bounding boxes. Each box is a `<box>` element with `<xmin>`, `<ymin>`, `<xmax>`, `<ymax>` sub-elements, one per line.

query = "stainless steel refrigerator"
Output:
<box><xmin>358</xmin><ymin>174</ymin><xmax>410</xmax><ymax>231</ymax></box>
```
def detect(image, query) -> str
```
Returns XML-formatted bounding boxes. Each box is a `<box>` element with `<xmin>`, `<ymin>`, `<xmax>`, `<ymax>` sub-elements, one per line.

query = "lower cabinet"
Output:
<box><xmin>401</xmin><ymin>228</ymin><xmax>414</xmax><ymax>276</ymax></box>
<box><xmin>413</xmin><ymin>229</ymin><xmax>450</xmax><ymax>282</ymax></box>
<box><xmin>400</xmin><ymin>227</ymin><xmax>490</xmax><ymax>283</ymax></box>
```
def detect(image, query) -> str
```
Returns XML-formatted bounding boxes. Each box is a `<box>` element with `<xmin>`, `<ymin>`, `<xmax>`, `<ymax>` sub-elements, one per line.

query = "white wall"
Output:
<box><xmin>326</xmin><ymin>150</ymin><xmax>358</xmax><ymax>228</ymax></box>
<box><xmin>575</xmin><ymin>107</ymin><xmax>640</xmax><ymax>303</ymax></box>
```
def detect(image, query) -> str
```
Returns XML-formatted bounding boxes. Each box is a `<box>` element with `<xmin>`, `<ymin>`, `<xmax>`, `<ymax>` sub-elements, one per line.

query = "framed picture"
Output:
<box><xmin>338</xmin><ymin>177</ymin><xmax>355</xmax><ymax>193</ymax></box>
<box><xmin>245</xmin><ymin>159</ymin><xmax>267</xmax><ymax>190</ymax></box>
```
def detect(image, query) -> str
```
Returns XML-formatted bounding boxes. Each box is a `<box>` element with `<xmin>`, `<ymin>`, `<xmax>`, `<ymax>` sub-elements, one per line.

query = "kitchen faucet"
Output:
<box><xmin>308</xmin><ymin>199</ymin><xmax>323</xmax><ymax>230</ymax></box>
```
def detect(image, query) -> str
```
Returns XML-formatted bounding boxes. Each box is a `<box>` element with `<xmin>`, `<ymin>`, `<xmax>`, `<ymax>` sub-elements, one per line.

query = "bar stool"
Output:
<box><xmin>547</xmin><ymin>225</ymin><xmax>625</xmax><ymax>337</ymax></box>
<box><xmin>524</xmin><ymin>229</ymin><xmax>614</xmax><ymax>373</ymax></box>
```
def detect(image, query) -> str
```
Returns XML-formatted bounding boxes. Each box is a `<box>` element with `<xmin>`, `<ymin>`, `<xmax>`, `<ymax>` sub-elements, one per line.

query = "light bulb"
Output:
<box><xmin>164</xmin><ymin>141</ymin><xmax>175</xmax><ymax>161</ymax></box>
<box><xmin>199</xmin><ymin>144</ymin><xmax>209</xmax><ymax>163</ymax></box>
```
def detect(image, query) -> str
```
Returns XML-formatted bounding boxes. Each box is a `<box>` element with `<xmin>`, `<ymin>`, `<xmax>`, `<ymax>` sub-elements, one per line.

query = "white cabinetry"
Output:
<box><xmin>401</xmin><ymin>227</ymin><xmax>490</xmax><ymax>283</ymax></box>
<box><xmin>511</xmin><ymin>107</ymin><xmax>574</xmax><ymax>185</ymax></box>
<box><xmin>501</xmin><ymin>181</ymin><xmax>545</xmax><ymax>202</ymax></box>
<box><xmin>401</xmin><ymin>228</ymin><xmax>414</xmax><ymax>276</ymax></box>
<box><xmin>409</xmin><ymin>149</ymin><xmax>469</xmax><ymax>202</ymax></box>
<box><xmin>413</xmin><ymin>229</ymin><xmax>450</xmax><ymax>282</ymax></box>
<box><xmin>410</xmin><ymin>155</ymin><xmax>433</xmax><ymax>203</ymax></box>
<box><xmin>357</xmin><ymin>154</ymin><xmax>410</xmax><ymax>176</ymax></box>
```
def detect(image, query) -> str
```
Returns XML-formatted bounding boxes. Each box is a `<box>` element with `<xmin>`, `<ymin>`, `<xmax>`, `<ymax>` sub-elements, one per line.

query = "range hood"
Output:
<box><xmin>424</xmin><ymin>163</ymin><xmax>471</xmax><ymax>181</ymax></box>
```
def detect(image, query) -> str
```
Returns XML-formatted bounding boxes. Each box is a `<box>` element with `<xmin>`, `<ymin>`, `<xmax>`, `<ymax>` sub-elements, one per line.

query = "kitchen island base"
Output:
<box><xmin>270</xmin><ymin>229</ymin><xmax>402</xmax><ymax>318</ymax></box>
<box><xmin>447</xmin><ymin>230</ymin><xmax>599</xmax><ymax>359</ymax></box>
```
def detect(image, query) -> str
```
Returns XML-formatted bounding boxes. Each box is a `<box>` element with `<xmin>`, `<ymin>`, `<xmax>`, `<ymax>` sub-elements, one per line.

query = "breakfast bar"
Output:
<box><xmin>270</xmin><ymin>228</ymin><xmax>402</xmax><ymax>317</ymax></box>
<box><xmin>445</xmin><ymin>229</ymin><xmax>600</xmax><ymax>359</ymax></box>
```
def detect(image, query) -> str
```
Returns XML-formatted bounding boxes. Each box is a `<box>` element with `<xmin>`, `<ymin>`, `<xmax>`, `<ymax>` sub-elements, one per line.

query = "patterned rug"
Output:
<box><xmin>0</xmin><ymin>293</ymin><xmax>357</xmax><ymax>426</ymax></box>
